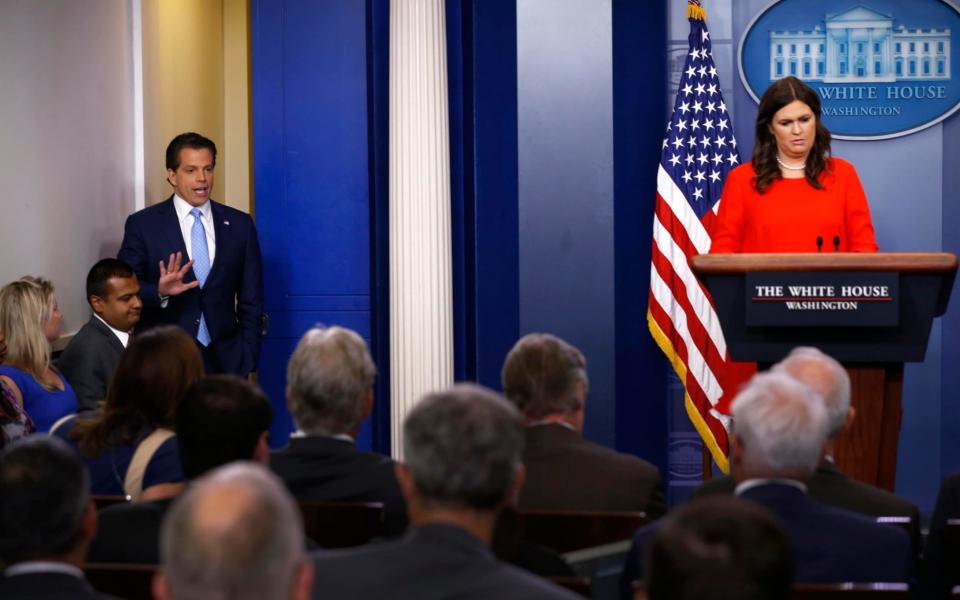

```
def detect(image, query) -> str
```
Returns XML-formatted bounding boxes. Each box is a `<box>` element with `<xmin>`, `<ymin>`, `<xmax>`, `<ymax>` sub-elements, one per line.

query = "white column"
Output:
<box><xmin>389</xmin><ymin>0</ymin><xmax>454</xmax><ymax>458</ymax></box>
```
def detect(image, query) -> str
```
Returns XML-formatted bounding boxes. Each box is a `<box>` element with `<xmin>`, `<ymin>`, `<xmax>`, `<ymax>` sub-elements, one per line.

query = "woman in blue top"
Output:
<box><xmin>54</xmin><ymin>325</ymin><xmax>203</xmax><ymax>498</ymax></box>
<box><xmin>0</xmin><ymin>277</ymin><xmax>77</xmax><ymax>432</ymax></box>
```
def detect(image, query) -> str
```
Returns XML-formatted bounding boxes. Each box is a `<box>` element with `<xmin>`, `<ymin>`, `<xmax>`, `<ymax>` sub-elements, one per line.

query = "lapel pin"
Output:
<box><xmin>224</xmin><ymin>220</ymin><xmax>230</xmax><ymax>226</ymax></box>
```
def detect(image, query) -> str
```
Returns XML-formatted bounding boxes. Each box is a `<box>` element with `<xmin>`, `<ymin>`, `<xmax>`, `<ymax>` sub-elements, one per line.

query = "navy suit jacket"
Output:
<box><xmin>920</xmin><ymin>470</ymin><xmax>960</xmax><ymax>598</ymax></box>
<box><xmin>620</xmin><ymin>482</ymin><xmax>912</xmax><ymax>599</ymax></box>
<box><xmin>118</xmin><ymin>197</ymin><xmax>263</xmax><ymax>375</ymax></box>
<box><xmin>311</xmin><ymin>523</ymin><xmax>581</xmax><ymax>600</ymax></box>
<box><xmin>55</xmin><ymin>316</ymin><xmax>125</xmax><ymax>412</ymax></box>
<box><xmin>0</xmin><ymin>571</ymin><xmax>120</xmax><ymax>599</ymax></box>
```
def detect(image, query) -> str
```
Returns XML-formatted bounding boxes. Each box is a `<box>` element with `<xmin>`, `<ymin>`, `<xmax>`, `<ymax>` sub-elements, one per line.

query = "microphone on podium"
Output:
<box><xmin>816</xmin><ymin>236</ymin><xmax>823</xmax><ymax>253</ymax></box>
<box><xmin>833</xmin><ymin>236</ymin><xmax>841</xmax><ymax>252</ymax></box>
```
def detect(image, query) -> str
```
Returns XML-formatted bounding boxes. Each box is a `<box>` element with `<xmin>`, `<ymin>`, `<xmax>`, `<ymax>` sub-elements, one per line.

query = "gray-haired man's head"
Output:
<box><xmin>286</xmin><ymin>325</ymin><xmax>376</xmax><ymax>436</ymax></box>
<box><xmin>731</xmin><ymin>372</ymin><xmax>830</xmax><ymax>482</ymax></box>
<box><xmin>156</xmin><ymin>462</ymin><xmax>312</xmax><ymax>600</ymax></box>
<box><xmin>773</xmin><ymin>346</ymin><xmax>851</xmax><ymax>439</ymax></box>
<box><xmin>401</xmin><ymin>384</ymin><xmax>524</xmax><ymax>510</ymax></box>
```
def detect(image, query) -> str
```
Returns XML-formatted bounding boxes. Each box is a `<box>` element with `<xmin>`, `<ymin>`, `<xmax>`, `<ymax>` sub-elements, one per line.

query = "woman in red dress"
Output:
<box><xmin>711</xmin><ymin>76</ymin><xmax>878</xmax><ymax>253</ymax></box>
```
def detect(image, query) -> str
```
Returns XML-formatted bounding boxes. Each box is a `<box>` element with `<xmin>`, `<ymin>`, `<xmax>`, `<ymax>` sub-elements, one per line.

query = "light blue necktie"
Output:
<box><xmin>190</xmin><ymin>208</ymin><xmax>212</xmax><ymax>346</ymax></box>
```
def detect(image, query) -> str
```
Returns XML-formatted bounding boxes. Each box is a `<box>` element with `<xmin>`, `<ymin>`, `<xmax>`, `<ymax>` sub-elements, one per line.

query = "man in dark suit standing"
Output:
<box><xmin>271</xmin><ymin>325</ymin><xmax>407</xmax><ymax>534</ymax></box>
<box><xmin>501</xmin><ymin>333</ymin><xmax>665</xmax><ymax>517</ymax></box>
<box><xmin>621</xmin><ymin>372</ymin><xmax>912</xmax><ymax>599</ymax></box>
<box><xmin>118</xmin><ymin>132</ymin><xmax>263</xmax><ymax>376</ymax></box>
<box><xmin>692</xmin><ymin>347</ymin><xmax>921</xmax><ymax>552</ymax></box>
<box><xmin>311</xmin><ymin>384</ymin><xmax>580</xmax><ymax>600</ymax></box>
<box><xmin>56</xmin><ymin>259</ymin><xmax>142</xmax><ymax>413</ymax></box>
<box><xmin>0</xmin><ymin>436</ymin><xmax>118</xmax><ymax>599</ymax></box>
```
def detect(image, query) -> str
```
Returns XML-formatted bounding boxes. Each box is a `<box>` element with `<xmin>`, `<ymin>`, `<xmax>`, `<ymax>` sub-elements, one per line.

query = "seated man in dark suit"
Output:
<box><xmin>311</xmin><ymin>384</ymin><xmax>580</xmax><ymax>600</ymax></box>
<box><xmin>693</xmin><ymin>347</ymin><xmax>922</xmax><ymax>552</ymax></box>
<box><xmin>86</xmin><ymin>375</ymin><xmax>272</xmax><ymax>563</ymax></box>
<box><xmin>639</xmin><ymin>496</ymin><xmax>793</xmax><ymax>600</ymax></box>
<box><xmin>271</xmin><ymin>325</ymin><xmax>406</xmax><ymax>534</ymax></box>
<box><xmin>56</xmin><ymin>259</ymin><xmax>142</xmax><ymax>413</ymax></box>
<box><xmin>622</xmin><ymin>372</ymin><xmax>912</xmax><ymax>599</ymax></box>
<box><xmin>154</xmin><ymin>463</ymin><xmax>313</xmax><ymax>600</ymax></box>
<box><xmin>0</xmin><ymin>436</ymin><xmax>118</xmax><ymax>599</ymax></box>
<box><xmin>501</xmin><ymin>333</ymin><xmax>665</xmax><ymax>516</ymax></box>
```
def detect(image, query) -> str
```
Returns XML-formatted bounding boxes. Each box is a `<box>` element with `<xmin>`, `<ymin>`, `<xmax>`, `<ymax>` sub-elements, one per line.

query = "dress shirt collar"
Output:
<box><xmin>734</xmin><ymin>478</ymin><xmax>807</xmax><ymax>496</ymax></box>
<box><xmin>94</xmin><ymin>313</ymin><xmax>130</xmax><ymax>348</ymax></box>
<box><xmin>290</xmin><ymin>430</ymin><xmax>355</xmax><ymax>443</ymax></box>
<box><xmin>525</xmin><ymin>419</ymin><xmax>576</xmax><ymax>432</ymax></box>
<box><xmin>173</xmin><ymin>194</ymin><xmax>212</xmax><ymax>223</ymax></box>
<box><xmin>5</xmin><ymin>561</ymin><xmax>84</xmax><ymax>579</ymax></box>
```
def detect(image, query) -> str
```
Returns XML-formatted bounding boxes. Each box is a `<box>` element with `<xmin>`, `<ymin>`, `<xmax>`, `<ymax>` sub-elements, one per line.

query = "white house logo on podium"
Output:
<box><xmin>740</xmin><ymin>0</ymin><xmax>960</xmax><ymax>139</ymax></box>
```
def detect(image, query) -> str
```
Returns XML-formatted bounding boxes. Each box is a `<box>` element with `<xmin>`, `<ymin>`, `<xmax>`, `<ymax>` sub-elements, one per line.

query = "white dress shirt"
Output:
<box><xmin>173</xmin><ymin>194</ymin><xmax>217</xmax><ymax>265</ymax></box>
<box><xmin>93</xmin><ymin>314</ymin><xmax>130</xmax><ymax>348</ymax></box>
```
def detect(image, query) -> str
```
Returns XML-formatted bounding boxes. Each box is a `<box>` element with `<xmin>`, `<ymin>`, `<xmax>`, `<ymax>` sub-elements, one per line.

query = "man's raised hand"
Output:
<box><xmin>158</xmin><ymin>252</ymin><xmax>200</xmax><ymax>297</ymax></box>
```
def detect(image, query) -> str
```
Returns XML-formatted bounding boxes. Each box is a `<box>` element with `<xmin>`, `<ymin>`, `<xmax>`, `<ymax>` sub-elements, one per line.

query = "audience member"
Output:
<box><xmin>53</xmin><ymin>326</ymin><xmax>201</xmax><ymax>499</ymax></box>
<box><xmin>153</xmin><ymin>462</ymin><xmax>313</xmax><ymax>600</ymax></box>
<box><xmin>502</xmin><ymin>333</ymin><xmax>665</xmax><ymax>516</ymax></box>
<box><xmin>56</xmin><ymin>259</ymin><xmax>142</xmax><ymax>413</ymax></box>
<box><xmin>0</xmin><ymin>277</ymin><xmax>77</xmax><ymax>432</ymax></box>
<box><xmin>0</xmin><ymin>436</ymin><xmax>118</xmax><ymax>599</ymax></box>
<box><xmin>271</xmin><ymin>325</ymin><xmax>406</xmax><ymax>534</ymax></box>
<box><xmin>639</xmin><ymin>496</ymin><xmax>793</xmax><ymax>600</ymax></box>
<box><xmin>86</xmin><ymin>374</ymin><xmax>272</xmax><ymax>564</ymax></box>
<box><xmin>0</xmin><ymin>376</ymin><xmax>33</xmax><ymax>447</ymax></box>
<box><xmin>693</xmin><ymin>346</ymin><xmax>921</xmax><ymax>551</ymax></box>
<box><xmin>311</xmin><ymin>384</ymin><xmax>580</xmax><ymax>599</ymax></box>
<box><xmin>621</xmin><ymin>372</ymin><xmax>911</xmax><ymax>598</ymax></box>
<box><xmin>920</xmin><ymin>469</ymin><xmax>960</xmax><ymax>598</ymax></box>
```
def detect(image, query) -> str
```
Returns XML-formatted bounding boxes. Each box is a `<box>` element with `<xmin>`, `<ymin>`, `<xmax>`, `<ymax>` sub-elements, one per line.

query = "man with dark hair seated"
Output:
<box><xmin>57</xmin><ymin>258</ymin><xmax>142</xmax><ymax>413</ymax></box>
<box><xmin>86</xmin><ymin>375</ymin><xmax>272</xmax><ymax>563</ymax></box>
<box><xmin>501</xmin><ymin>333</ymin><xmax>665</xmax><ymax>516</ymax></box>
<box><xmin>622</xmin><ymin>372</ymin><xmax>911</xmax><ymax>599</ymax></box>
<box><xmin>639</xmin><ymin>496</ymin><xmax>793</xmax><ymax>600</ymax></box>
<box><xmin>0</xmin><ymin>436</ymin><xmax>118</xmax><ymax>599</ymax></box>
<box><xmin>311</xmin><ymin>384</ymin><xmax>580</xmax><ymax>599</ymax></box>
<box><xmin>271</xmin><ymin>325</ymin><xmax>406</xmax><ymax>534</ymax></box>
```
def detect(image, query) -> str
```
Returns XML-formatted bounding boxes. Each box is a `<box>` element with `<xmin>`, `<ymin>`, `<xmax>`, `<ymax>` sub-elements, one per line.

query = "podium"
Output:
<box><xmin>691</xmin><ymin>252</ymin><xmax>957</xmax><ymax>490</ymax></box>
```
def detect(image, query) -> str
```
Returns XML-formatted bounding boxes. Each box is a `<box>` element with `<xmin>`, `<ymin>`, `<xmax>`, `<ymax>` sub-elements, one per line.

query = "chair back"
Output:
<box><xmin>92</xmin><ymin>495</ymin><xmax>130</xmax><ymax>510</ymax></box>
<box><xmin>546</xmin><ymin>575</ymin><xmax>592</xmax><ymax>598</ymax></box>
<box><xmin>85</xmin><ymin>562</ymin><xmax>156</xmax><ymax>600</ymax></box>
<box><xmin>297</xmin><ymin>501</ymin><xmax>386</xmax><ymax>548</ymax></box>
<box><xmin>516</xmin><ymin>509</ymin><xmax>646</xmax><ymax>553</ymax></box>
<box><xmin>792</xmin><ymin>583</ymin><xmax>910</xmax><ymax>599</ymax></box>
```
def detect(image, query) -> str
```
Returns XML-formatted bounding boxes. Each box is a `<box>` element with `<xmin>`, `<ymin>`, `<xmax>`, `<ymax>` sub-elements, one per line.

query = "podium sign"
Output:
<box><xmin>745</xmin><ymin>271</ymin><xmax>899</xmax><ymax>327</ymax></box>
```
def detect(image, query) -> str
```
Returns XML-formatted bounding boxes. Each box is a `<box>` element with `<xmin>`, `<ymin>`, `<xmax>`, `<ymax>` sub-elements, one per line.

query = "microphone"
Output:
<box><xmin>816</xmin><ymin>236</ymin><xmax>823</xmax><ymax>253</ymax></box>
<box><xmin>833</xmin><ymin>235</ymin><xmax>840</xmax><ymax>252</ymax></box>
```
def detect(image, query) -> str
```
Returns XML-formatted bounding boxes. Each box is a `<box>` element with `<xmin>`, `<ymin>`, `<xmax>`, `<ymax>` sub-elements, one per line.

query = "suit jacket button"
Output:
<box><xmin>194</xmin><ymin>319</ymin><xmax>200</xmax><ymax>325</ymax></box>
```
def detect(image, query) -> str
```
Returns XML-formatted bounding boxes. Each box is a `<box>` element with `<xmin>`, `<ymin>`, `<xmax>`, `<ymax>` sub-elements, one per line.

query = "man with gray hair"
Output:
<box><xmin>501</xmin><ymin>333</ymin><xmax>665</xmax><ymax>516</ymax></box>
<box><xmin>693</xmin><ymin>347</ymin><xmax>920</xmax><ymax>550</ymax></box>
<box><xmin>310</xmin><ymin>384</ymin><xmax>580</xmax><ymax>599</ymax></box>
<box><xmin>271</xmin><ymin>325</ymin><xmax>406</xmax><ymax>533</ymax></box>
<box><xmin>622</xmin><ymin>372</ymin><xmax>911</xmax><ymax>597</ymax></box>
<box><xmin>153</xmin><ymin>462</ymin><xmax>314</xmax><ymax>600</ymax></box>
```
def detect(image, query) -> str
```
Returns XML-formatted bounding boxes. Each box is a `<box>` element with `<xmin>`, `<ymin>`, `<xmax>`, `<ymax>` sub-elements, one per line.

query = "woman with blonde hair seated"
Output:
<box><xmin>53</xmin><ymin>325</ymin><xmax>204</xmax><ymax>499</ymax></box>
<box><xmin>0</xmin><ymin>277</ymin><xmax>77</xmax><ymax>432</ymax></box>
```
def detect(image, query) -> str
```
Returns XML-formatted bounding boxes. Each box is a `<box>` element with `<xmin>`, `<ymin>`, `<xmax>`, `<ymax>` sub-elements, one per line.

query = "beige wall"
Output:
<box><xmin>142</xmin><ymin>0</ymin><xmax>250</xmax><ymax>213</ymax></box>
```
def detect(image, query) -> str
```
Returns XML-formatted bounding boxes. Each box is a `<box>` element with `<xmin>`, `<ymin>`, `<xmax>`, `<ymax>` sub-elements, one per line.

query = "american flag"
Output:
<box><xmin>647</xmin><ymin>0</ymin><xmax>751</xmax><ymax>472</ymax></box>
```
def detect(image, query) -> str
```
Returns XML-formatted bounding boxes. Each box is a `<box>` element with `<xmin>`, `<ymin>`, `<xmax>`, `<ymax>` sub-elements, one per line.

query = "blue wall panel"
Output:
<box><xmin>252</xmin><ymin>0</ymin><xmax>375</xmax><ymax>450</ymax></box>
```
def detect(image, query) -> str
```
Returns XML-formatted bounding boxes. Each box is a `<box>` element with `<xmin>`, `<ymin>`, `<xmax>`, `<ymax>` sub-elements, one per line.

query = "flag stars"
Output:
<box><xmin>686</xmin><ymin>137</ymin><xmax>697</xmax><ymax>149</ymax></box>
<box><xmin>694</xmin><ymin>170</ymin><xmax>706</xmax><ymax>183</ymax></box>
<box><xmin>727</xmin><ymin>153</ymin><xmax>739</xmax><ymax>166</ymax></box>
<box><xmin>697</xmin><ymin>65</ymin><xmax>708</xmax><ymax>78</ymax></box>
<box><xmin>718</xmin><ymin>100</ymin><xmax>728</xmax><ymax>113</ymax></box>
<box><xmin>712</xmin><ymin>154</ymin><xmax>724</xmax><ymax>166</ymax></box>
<box><xmin>715</xmin><ymin>136</ymin><xmax>727</xmax><ymax>149</ymax></box>
<box><xmin>672</xmin><ymin>137</ymin><xmax>684</xmax><ymax>150</ymax></box>
<box><xmin>691</xmin><ymin>120</ymin><xmax>701</xmax><ymax>131</ymax></box>
<box><xmin>695</xmin><ymin>82</ymin><xmax>706</xmax><ymax>96</ymax></box>
<box><xmin>710</xmin><ymin>170</ymin><xmax>721</xmax><ymax>183</ymax></box>
<box><xmin>669</xmin><ymin>154</ymin><xmax>681</xmax><ymax>167</ymax></box>
<box><xmin>707</xmin><ymin>83</ymin><xmax>718</xmax><ymax>96</ymax></box>
<box><xmin>682</xmin><ymin>83</ymin><xmax>694</xmax><ymax>97</ymax></box>
<box><xmin>704</xmin><ymin>119</ymin><xmax>715</xmax><ymax>131</ymax></box>
<box><xmin>685</xmin><ymin>154</ymin><xmax>695</xmax><ymax>166</ymax></box>
<box><xmin>701</xmin><ymin>29</ymin><xmax>710</xmax><ymax>42</ymax></box>
<box><xmin>697</xmin><ymin>153</ymin><xmax>709</xmax><ymax>165</ymax></box>
<box><xmin>682</xmin><ymin>170</ymin><xmax>693</xmax><ymax>183</ymax></box>
<box><xmin>717</xmin><ymin>118</ymin><xmax>729</xmax><ymax>132</ymax></box>
<box><xmin>705</xmin><ymin>101</ymin><xmax>716</xmax><ymax>114</ymax></box>
<box><xmin>709</xmin><ymin>66</ymin><xmax>718</xmax><ymax>78</ymax></box>
<box><xmin>678</xmin><ymin>101</ymin><xmax>690</xmax><ymax>114</ymax></box>
<box><xmin>699</xmin><ymin>136</ymin><xmax>711</xmax><ymax>148</ymax></box>
<box><xmin>676</xmin><ymin>120</ymin><xmax>688</xmax><ymax>132</ymax></box>
<box><xmin>685</xmin><ymin>65</ymin><xmax>697</xmax><ymax>78</ymax></box>
<box><xmin>693</xmin><ymin>187</ymin><xmax>704</xmax><ymax>201</ymax></box>
<box><xmin>692</xmin><ymin>100</ymin><xmax>703</xmax><ymax>113</ymax></box>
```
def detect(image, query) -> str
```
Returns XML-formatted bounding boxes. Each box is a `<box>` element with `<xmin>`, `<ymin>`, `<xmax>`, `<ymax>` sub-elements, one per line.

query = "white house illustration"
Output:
<box><xmin>769</xmin><ymin>5</ymin><xmax>951</xmax><ymax>82</ymax></box>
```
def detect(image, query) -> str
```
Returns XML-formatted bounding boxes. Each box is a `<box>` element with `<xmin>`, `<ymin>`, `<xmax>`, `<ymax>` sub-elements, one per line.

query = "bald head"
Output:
<box><xmin>773</xmin><ymin>347</ymin><xmax>850</xmax><ymax>438</ymax></box>
<box><xmin>157</xmin><ymin>463</ymin><xmax>311</xmax><ymax>600</ymax></box>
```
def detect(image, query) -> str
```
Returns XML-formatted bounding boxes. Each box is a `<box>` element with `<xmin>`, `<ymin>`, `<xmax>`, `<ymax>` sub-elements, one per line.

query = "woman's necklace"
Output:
<box><xmin>776</xmin><ymin>154</ymin><xmax>806</xmax><ymax>171</ymax></box>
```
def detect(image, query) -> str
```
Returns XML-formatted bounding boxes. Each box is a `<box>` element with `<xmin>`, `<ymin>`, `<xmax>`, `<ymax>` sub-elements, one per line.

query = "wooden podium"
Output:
<box><xmin>691</xmin><ymin>252</ymin><xmax>957</xmax><ymax>491</ymax></box>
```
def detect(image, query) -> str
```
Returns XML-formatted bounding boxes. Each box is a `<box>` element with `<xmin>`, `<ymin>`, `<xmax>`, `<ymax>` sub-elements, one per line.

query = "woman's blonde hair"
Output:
<box><xmin>0</xmin><ymin>277</ymin><xmax>58</xmax><ymax>390</ymax></box>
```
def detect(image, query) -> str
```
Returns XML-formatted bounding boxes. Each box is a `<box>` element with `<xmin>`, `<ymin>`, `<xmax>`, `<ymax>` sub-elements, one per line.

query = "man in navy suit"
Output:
<box><xmin>118</xmin><ymin>132</ymin><xmax>263</xmax><ymax>375</ymax></box>
<box><xmin>621</xmin><ymin>372</ymin><xmax>912</xmax><ymax>599</ymax></box>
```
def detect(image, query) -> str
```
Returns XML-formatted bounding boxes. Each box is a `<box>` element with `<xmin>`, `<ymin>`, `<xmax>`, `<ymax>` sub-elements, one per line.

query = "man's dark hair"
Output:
<box><xmin>644</xmin><ymin>496</ymin><xmax>793</xmax><ymax>600</ymax></box>
<box><xmin>86</xmin><ymin>258</ymin><xmax>135</xmax><ymax>301</ymax></box>
<box><xmin>166</xmin><ymin>132</ymin><xmax>218</xmax><ymax>171</ymax></box>
<box><xmin>0</xmin><ymin>436</ymin><xmax>90</xmax><ymax>563</ymax></box>
<box><xmin>176</xmin><ymin>375</ymin><xmax>272</xmax><ymax>479</ymax></box>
